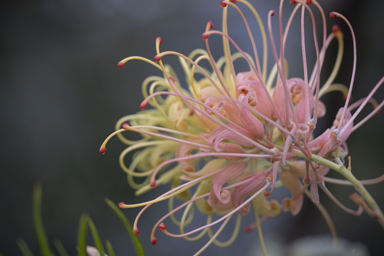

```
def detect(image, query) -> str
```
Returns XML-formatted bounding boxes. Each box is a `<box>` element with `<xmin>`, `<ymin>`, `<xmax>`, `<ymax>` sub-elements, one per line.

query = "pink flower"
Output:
<box><xmin>100</xmin><ymin>0</ymin><xmax>384</xmax><ymax>254</ymax></box>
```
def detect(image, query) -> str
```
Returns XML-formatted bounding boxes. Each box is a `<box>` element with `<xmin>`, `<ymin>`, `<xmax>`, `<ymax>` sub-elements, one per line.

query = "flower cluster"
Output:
<box><xmin>100</xmin><ymin>0</ymin><xmax>384</xmax><ymax>255</ymax></box>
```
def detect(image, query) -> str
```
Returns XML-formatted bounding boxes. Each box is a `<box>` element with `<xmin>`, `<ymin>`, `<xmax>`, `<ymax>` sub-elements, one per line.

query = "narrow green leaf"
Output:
<box><xmin>105</xmin><ymin>240</ymin><xmax>116</xmax><ymax>256</ymax></box>
<box><xmin>16</xmin><ymin>238</ymin><xmax>34</xmax><ymax>256</ymax></box>
<box><xmin>77</xmin><ymin>214</ymin><xmax>88</xmax><ymax>256</ymax></box>
<box><xmin>105</xmin><ymin>198</ymin><xmax>145</xmax><ymax>256</ymax></box>
<box><xmin>33</xmin><ymin>183</ymin><xmax>54</xmax><ymax>256</ymax></box>
<box><xmin>86</xmin><ymin>217</ymin><xmax>105</xmax><ymax>256</ymax></box>
<box><xmin>53</xmin><ymin>239</ymin><xmax>69</xmax><ymax>256</ymax></box>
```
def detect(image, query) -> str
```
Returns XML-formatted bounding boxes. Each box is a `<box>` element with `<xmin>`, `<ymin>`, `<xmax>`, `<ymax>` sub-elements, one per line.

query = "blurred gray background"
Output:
<box><xmin>1</xmin><ymin>0</ymin><xmax>383</xmax><ymax>255</ymax></box>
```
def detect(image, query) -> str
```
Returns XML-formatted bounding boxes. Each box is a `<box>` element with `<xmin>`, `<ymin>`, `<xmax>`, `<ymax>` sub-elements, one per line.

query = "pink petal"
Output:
<box><xmin>231</xmin><ymin>171</ymin><xmax>268</xmax><ymax>216</ymax></box>
<box><xmin>208</xmin><ymin>161</ymin><xmax>245</xmax><ymax>206</ymax></box>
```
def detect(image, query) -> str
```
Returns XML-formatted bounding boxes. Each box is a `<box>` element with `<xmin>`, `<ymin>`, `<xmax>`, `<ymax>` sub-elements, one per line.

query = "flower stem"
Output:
<box><xmin>294</xmin><ymin>150</ymin><xmax>384</xmax><ymax>228</ymax></box>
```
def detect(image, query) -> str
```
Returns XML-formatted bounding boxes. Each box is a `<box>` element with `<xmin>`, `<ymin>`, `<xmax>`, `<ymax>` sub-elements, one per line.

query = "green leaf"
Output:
<box><xmin>16</xmin><ymin>238</ymin><xmax>34</xmax><ymax>256</ymax></box>
<box><xmin>77</xmin><ymin>214</ymin><xmax>88</xmax><ymax>256</ymax></box>
<box><xmin>86</xmin><ymin>217</ymin><xmax>105</xmax><ymax>256</ymax></box>
<box><xmin>53</xmin><ymin>239</ymin><xmax>69</xmax><ymax>256</ymax></box>
<box><xmin>105</xmin><ymin>240</ymin><xmax>116</xmax><ymax>256</ymax></box>
<box><xmin>105</xmin><ymin>198</ymin><xmax>145</xmax><ymax>256</ymax></box>
<box><xmin>33</xmin><ymin>183</ymin><xmax>54</xmax><ymax>256</ymax></box>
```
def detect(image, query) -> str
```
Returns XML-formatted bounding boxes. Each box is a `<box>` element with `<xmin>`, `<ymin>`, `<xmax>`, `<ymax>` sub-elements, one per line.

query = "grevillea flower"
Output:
<box><xmin>100</xmin><ymin>0</ymin><xmax>384</xmax><ymax>255</ymax></box>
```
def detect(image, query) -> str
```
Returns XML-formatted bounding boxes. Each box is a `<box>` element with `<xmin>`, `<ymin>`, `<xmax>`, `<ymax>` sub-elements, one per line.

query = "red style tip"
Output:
<box><xmin>375</xmin><ymin>108</ymin><xmax>381</xmax><ymax>116</ymax></box>
<box><xmin>189</xmin><ymin>110</ymin><xmax>195</xmax><ymax>116</ymax></box>
<box><xmin>332</xmin><ymin>24</ymin><xmax>340</xmax><ymax>33</ymax></box>
<box><xmin>201</xmin><ymin>33</ymin><xmax>209</xmax><ymax>40</ymax></box>
<box><xmin>151</xmin><ymin>238</ymin><xmax>158</xmax><ymax>245</ymax></box>
<box><xmin>343</xmin><ymin>95</ymin><xmax>353</xmax><ymax>103</ymax></box>
<box><xmin>122</xmin><ymin>123</ymin><xmax>130</xmax><ymax>130</ymax></box>
<box><xmin>330</xmin><ymin>12</ymin><xmax>337</xmax><ymax>18</ymax></box>
<box><xmin>140</xmin><ymin>103</ymin><xmax>147</xmax><ymax>110</ymax></box>
<box><xmin>117</xmin><ymin>202</ymin><xmax>125</xmax><ymax>208</ymax></box>
<box><xmin>153</xmin><ymin>55</ymin><xmax>161</xmax><ymax>62</ymax></box>
<box><xmin>290</xmin><ymin>0</ymin><xmax>297</xmax><ymax>4</ymax></box>
<box><xmin>134</xmin><ymin>228</ymin><xmax>140</xmax><ymax>236</ymax></box>
<box><xmin>158</xmin><ymin>223</ymin><xmax>166</xmax><ymax>230</ymax></box>
<box><xmin>156</xmin><ymin>37</ymin><xmax>162</xmax><ymax>44</ymax></box>
<box><xmin>99</xmin><ymin>148</ymin><xmax>106</xmax><ymax>154</ymax></box>
<box><xmin>220</xmin><ymin>1</ymin><xmax>228</xmax><ymax>7</ymax></box>
<box><xmin>207</xmin><ymin>21</ymin><xmax>213</xmax><ymax>30</ymax></box>
<box><xmin>306</xmin><ymin>0</ymin><xmax>313</xmax><ymax>4</ymax></box>
<box><xmin>270</xmin><ymin>10</ymin><xmax>275</xmax><ymax>16</ymax></box>
<box><xmin>244</xmin><ymin>226</ymin><xmax>252</xmax><ymax>233</ymax></box>
<box><xmin>117</xmin><ymin>62</ymin><xmax>125</xmax><ymax>68</ymax></box>
<box><xmin>168</xmin><ymin>77</ymin><xmax>175</xmax><ymax>83</ymax></box>
<box><xmin>230</xmin><ymin>0</ymin><xmax>237</xmax><ymax>3</ymax></box>
<box><xmin>150</xmin><ymin>180</ymin><xmax>156</xmax><ymax>188</ymax></box>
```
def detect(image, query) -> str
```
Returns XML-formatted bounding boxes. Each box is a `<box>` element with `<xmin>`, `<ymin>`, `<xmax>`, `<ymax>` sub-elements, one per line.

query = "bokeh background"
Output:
<box><xmin>1</xmin><ymin>0</ymin><xmax>383</xmax><ymax>255</ymax></box>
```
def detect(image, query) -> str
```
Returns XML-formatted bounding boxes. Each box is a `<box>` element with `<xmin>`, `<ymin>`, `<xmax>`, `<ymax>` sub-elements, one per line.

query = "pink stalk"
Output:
<box><xmin>232</xmin><ymin>0</ymin><xmax>269</xmax><ymax>81</ymax></box>
<box><xmin>132</xmin><ymin>173</ymin><xmax>217</xmax><ymax>234</ymax></box>
<box><xmin>299</xmin><ymin>5</ymin><xmax>312</xmax><ymax>124</ymax></box>
<box><xmin>203</xmin><ymin>23</ymin><xmax>235</xmax><ymax>100</ymax></box>
<box><xmin>131</xmin><ymin>160</ymin><xmax>255</xmax><ymax>232</ymax></box>
<box><xmin>153</xmin><ymin>180</ymin><xmax>271</xmax><ymax>239</ymax></box>
<box><xmin>122</xmin><ymin>124</ymin><xmax>212</xmax><ymax>150</ymax></box>
<box><xmin>141</xmin><ymin>90</ymin><xmax>277</xmax><ymax>153</ymax></box>
<box><xmin>292</xmin><ymin>136</ymin><xmax>312</xmax><ymax>159</ymax></box>
<box><xmin>347</xmin><ymin>98</ymin><xmax>379</xmax><ymax>112</ymax></box>
<box><xmin>324</xmin><ymin>173</ymin><xmax>384</xmax><ymax>186</ymax></box>
<box><xmin>154</xmin><ymin>51</ymin><xmax>227</xmax><ymax>97</ymax></box>
<box><xmin>150</xmin><ymin>178</ymin><xmax>252</xmax><ymax>241</ymax></box>
<box><xmin>352</xmin><ymin>99</ymin><xmax>384</xmax><ymax>132</ymax></box>
<box><xmin>150</xmin><ymin>152</ymin><xmax>273</xmax><ymax>187</ymax></box>
<box><xmin>282</xmin><ymin>124</ymin><xmax>297</xmax><ymax>165</ymax></box>
<box><xmin>306</xmin><ymin>160</ymin><xmax>313</xmax><ymax>187</ymax></box>
<box><xmin>223</xmin><ymin>1</ymin><xmax>262</xmax><ymax>76</ymax></box>
<box><xmin>151</xmin><ymin>176</ymin><xmax>266</xmax><ymax>242</ymax></box>
<box><xmin>340</xmin><ymin>76</ymin><xmax>384</xmax><ymax>137</ymax></box>
<box><xmin>127</xmin><ymin>125</ymin><xmax>201</xmax><ymax>138</ymax></box>
<box><xmin>244</xmin><ymin>216</ymin><xmax>269</xmax><ymax>233</ymax></box>
<box><xmin>278</xmin><ymin>0</ymin><xmax>287</xmax><ymax>92</ymax></box>
<box><xmin>300</xmin><ymin>2</ymin><xmax>321</xmax><ymax>125</ymax></box>
<box><xmin>267</xmin><ymin>9</ymin><xmax>299</xmax><ymax>128</ymax></box>
<box><xmin>330</xmin><ymin>12</ymin><xmax>357</xmax><ymax>132</ymax></box>
<box><xmin>202</xmin><ymin>22</ymin><xmax>255</xmax><ymax>128</ymax></box>
<box><xmin>202</xmin><ymin>30</ymin><xmax>284</xmax><ymax>124</ymax></box>
<box><xmin>319</xmin><ymin>182</ymin><xmax>363</xmax><ymax>216</ymax></box>
<box><xmin>221</xmin><ymin>5</ymin><xmax>237</xmax><ymax>84</ymax></box>
<box><xmin>236</xmin><ymin>100</ymin><xmax>296</xmax><ymax>137</ymax></box>
<box><xmin>193</xmin><ymin>214</ymin><xmax>234</xmax><ymax>256</ymax></box>
<box><xmin>282</xmin><ymin>4</ymin><xmax>301</xmax><ymax>48</ymax></box>
<box><xmin>308</xmin><ymin>160</ymin><xmax>323</xmax><ymax>183</ymax></box>
<box><xmin>265</xmin><ymin>162</ymin><xmax>280</xmax><ymax>197</ymax></box>
<box><xmin>279</xmin><ymin>0</ymin><xmax>299</xmax><ymax>128</ymax></box>
<box><xmin>166</xmin><ymin>75</ymin><xmax>184</xmax><ymax>97</ymax></box>
<box><xmin>310</xmin><ymin>32</ymin><xmax>336</xmax><ymax>89</ymax></box>
<box><xmin>308</xmin><ymin>0</ymin><xmax>328</xmax><ymax>89</ymax></box>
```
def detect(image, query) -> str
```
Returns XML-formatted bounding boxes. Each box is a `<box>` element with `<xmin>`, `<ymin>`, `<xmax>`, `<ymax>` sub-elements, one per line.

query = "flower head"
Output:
<box><xmin>100</xmin><ymin>0</ymin><xmax>384</xmax><ymax>254</ymax></box>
